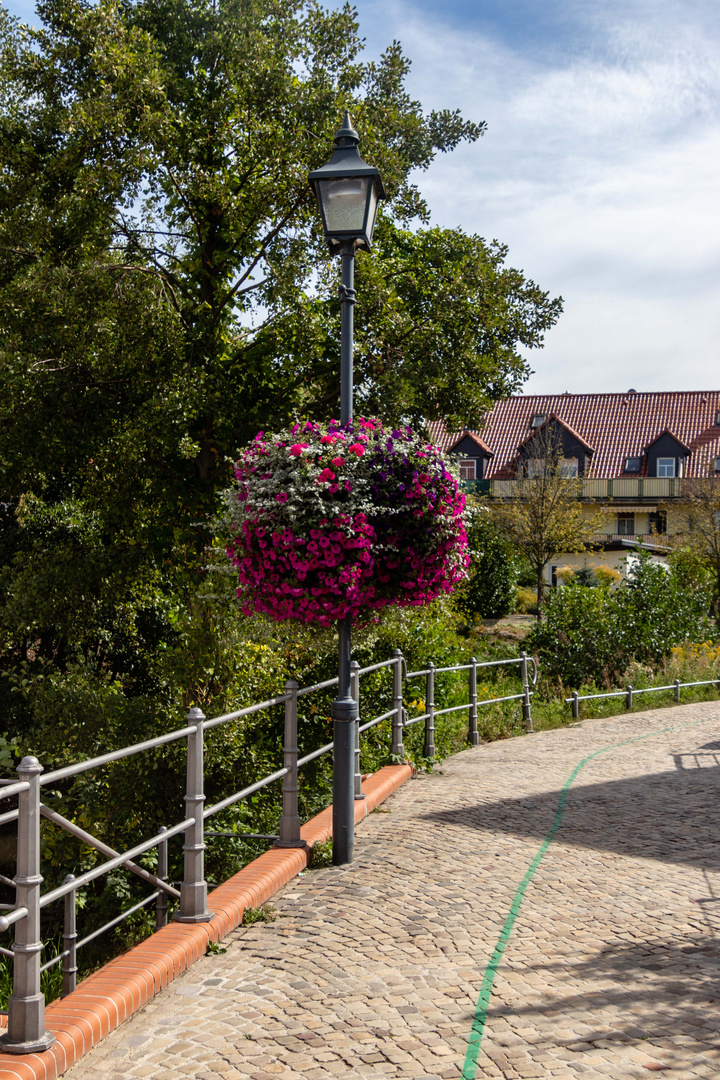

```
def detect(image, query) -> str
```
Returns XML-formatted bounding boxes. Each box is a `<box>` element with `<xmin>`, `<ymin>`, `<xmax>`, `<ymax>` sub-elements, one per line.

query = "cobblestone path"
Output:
<box><xmin>67</xmin><ymin>702</ymin><xmax>720</xmax><ymax>1079</ymax></box>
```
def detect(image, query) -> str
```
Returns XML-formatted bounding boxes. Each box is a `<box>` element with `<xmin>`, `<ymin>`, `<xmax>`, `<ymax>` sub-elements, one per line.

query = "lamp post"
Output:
<box><xmin>309</xmin><ymin>113</ymin><xmax>385</xmax><ymax>865</ymax></box>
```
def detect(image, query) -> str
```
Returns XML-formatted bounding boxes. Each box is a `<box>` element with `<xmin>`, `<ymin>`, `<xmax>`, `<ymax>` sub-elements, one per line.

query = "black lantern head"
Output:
<box><xmin>309</xmin><ymin>112</ymin><xmax>386</xmax><ymax>253</ymax></box>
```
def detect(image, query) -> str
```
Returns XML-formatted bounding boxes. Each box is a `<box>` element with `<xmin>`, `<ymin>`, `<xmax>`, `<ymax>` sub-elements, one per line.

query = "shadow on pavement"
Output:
<box><xmin>422</xmin><ymin>754</ymin><xmax>720</xmax><ymax>870</ymax></box>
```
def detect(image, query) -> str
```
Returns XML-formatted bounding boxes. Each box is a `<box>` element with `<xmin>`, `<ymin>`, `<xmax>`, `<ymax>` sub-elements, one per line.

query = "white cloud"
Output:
<box><xmin>353</xmin><ymin>0</ymin><xmax>720</xmax><ymax>393</ymax></box>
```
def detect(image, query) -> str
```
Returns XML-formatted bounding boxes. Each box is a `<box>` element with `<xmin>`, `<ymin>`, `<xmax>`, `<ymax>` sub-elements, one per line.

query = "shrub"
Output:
<box><xmin>527</xmin><ymin>552</ymin><xmax>713</xmax><ymax>687</ymax></box>
<box><xmin>454</xmin><ymin>512</ymin><xmax>518</xmax><ymax>619</ymax></box>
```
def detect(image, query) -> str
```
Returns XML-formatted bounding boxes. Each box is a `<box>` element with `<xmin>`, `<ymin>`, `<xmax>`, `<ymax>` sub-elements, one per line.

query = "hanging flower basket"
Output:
<box><xmin>225</xmin><ymin>418</ymin><xmax>469</xmax><ymax>626</ymax></box>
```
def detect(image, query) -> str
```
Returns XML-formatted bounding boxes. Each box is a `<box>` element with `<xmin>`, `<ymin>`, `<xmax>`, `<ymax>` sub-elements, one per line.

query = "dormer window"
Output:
<box><xmin>716</xmin><ymin>410</ymin><xmax>720</xmax><ymax>426</ymax></box>
<box><xmin>530</xmin><ymin>414</ymin><xmax>546</xmax><ymax>428</ymax></box>
<box><xmin>624</xmin><ymin>456</ymin><xmax>641</xmax><ymax>473</ymax></box>
<box><xmin>657</xmin><ymin>457</ymin><xmax>675</xmax><ymax>478</ymax></box>
<box><xmin>714</xmin><ymin>457</ymin><xmax>720</xmax><ymax>473</ymax></box>
<box><xmin>459</xmin><ymin>459</ymin><xmax>477</xmax><ymax>480</ymax></box>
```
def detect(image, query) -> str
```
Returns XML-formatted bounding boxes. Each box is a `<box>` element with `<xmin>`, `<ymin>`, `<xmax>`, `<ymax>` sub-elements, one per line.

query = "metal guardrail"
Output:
<box><xmin>0</xmin><ymin>648</ymin><xmax>535</xmax><ymax>1053</ymax></box>
<box><xmin>466</xmin><ymin>477</ymin><xmax>684</xmax><ymax>500</ymax></box>
<box><xmin>565</xmin><ymin>676</ymin><xmax>720</xmax><ymax>717</ymax></box>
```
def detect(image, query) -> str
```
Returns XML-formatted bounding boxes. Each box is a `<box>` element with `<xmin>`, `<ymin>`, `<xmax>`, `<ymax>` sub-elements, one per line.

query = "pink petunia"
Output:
<box><xmin>289</xmin><ymin>443</ymin><xmax>307</xmax><ymax>456</ymax></box>
<box><xmin>348</xmin><ymin>443</ymin><xmax>365</xmax><ymax>457</ymax></box>
<box><xmin>331</xmin><ymin>457</ymin><xmax>343</xmax><ymax>467</ymax></box>
<box><xmin>318</xmin><ymin>468</ymin><xmax>335</xmax><ymax>482</ymax></box>
<box><xmin>275</xmin><ymin>492</ymin><xmax>288</xmax><ymax>503</ymax></box>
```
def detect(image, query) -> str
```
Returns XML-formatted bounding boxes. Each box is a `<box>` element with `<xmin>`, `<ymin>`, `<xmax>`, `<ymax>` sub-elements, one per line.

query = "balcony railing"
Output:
<box><xmin>465</xmin><ymin>477</ymin><xmax>685</xmax><ymax>500</ymax></box>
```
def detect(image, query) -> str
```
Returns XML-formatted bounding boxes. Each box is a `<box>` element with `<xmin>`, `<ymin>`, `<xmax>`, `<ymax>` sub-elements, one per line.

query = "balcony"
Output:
<box><xmin>465</xmin><ymin>477</ymin><xmax>685</xmax><ymax>501</ymax></box>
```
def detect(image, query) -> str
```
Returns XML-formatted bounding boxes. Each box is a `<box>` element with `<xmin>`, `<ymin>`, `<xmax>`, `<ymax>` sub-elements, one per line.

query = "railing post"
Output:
<box><xmin>391</xmin><ymin>649</ymin><xmax>405</xmax><ymax>759</ymax></box>
<box><xmin>0</xmin><ymin>756</ymin><xmax>55</xmax><ymax>1053</ymax></box>
<box><xmin>626</xmin><ymin>684</ymin><xmax>634</xmax><ymax>710</ymax></box>
<box><xmin>351</xmin><ymin>661</ymin><xmax>365</xmax><ymax>800</ymax></box>
<box><xmin>424</xmin><ymin>663</ymin><xmax>436</xmax><ymax>760</ymax></box>
<box><xmin>276</xmin><ymin>680</ymin><xmax>306</xmax><ymax>846</ymax></box>
<box><xmin>275</xmin><ymin>680</ymin><xmax>306</xmax><ymax>847</ymax></box>
<box><xmin>520</xmin><ymin>651</ymin><xmax>533</xmax><ymax>732</ymax></box>
<box><xmin>174</xmin><ymin>708</ymin><xmax>212</xmax><ymax>923</ymax></box>
<box><xmin>467</xmin><ymin>657</ymin><xmax>479</xmax><ymax>746</ymax></box>
<box><xmin>155</xmin><ymin>826</ymin><xmax>168</xmax><ymax>930</ymax></box>
<box><xmin>674</xmin><ymin>679</ymin><xmax>681</xmax><ymax>703</ymax></box>
<box><xmin>62</xmin><ymin>874</ymin><xmax>77</xmax><ymax>998</ymax></box>
<box><xmin>572</xmin><ymin>691</ymin><xmax>579</xmax><ymax>719</ymax></box>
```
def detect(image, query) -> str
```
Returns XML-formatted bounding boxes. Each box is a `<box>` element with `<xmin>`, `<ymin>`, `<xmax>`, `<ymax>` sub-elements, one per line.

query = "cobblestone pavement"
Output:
<box><xmin>67</xmin><ymin>702</ymin><xmax>720</xmax><ymax>1079</ymax></box>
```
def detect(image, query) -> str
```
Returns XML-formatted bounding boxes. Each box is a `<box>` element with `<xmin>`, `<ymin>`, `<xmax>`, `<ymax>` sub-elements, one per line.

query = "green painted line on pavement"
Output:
<box><xmin>461</xmin><ymin>713</ymin><xmax>719</xmax><ymax>1080</ymax></box>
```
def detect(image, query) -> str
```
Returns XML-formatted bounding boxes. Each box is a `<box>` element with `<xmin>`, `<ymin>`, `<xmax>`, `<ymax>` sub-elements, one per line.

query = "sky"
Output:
<box><xmin>5</xmin><ymin>0</ymin><xmax>720</xmax><ymax>395</ymax></box>
<box><xmin>342</xmin><ymin>0</ymin><xmax>720</xmax><ymax>395</ymax></box>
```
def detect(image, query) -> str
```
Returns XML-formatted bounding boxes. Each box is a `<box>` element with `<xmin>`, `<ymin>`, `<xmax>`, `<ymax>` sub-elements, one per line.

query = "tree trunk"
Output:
<box><xmin>536</xmin><ymin>565</ymin><xmax>545</xmax><ymax>619</ymax></box>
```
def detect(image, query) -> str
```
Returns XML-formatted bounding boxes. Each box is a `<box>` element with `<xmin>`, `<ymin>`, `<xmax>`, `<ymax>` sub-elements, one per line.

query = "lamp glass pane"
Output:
<box><xmin>318</xmin><ymin>177</ymin><xmax>370</xmax><ymax>233</ymax></box>
<box><xmin>364</xmin><ymin>183</ymin><xmax>379</xmax><ymax>241</ymax></box>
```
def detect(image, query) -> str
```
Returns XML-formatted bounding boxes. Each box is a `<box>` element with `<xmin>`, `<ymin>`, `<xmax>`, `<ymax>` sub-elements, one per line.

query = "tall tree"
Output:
<box><xmin>0</xmin><ymin>0</ymin><xmax>561</xmax><ymax>727</ymax></box>
<box><xmin>489</xmin><ymin>428</ymin><xmax>603</xmax><ymax>611</ymax></box>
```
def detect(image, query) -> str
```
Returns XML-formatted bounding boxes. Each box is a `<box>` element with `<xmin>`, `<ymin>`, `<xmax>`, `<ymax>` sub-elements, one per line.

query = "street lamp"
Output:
<box><xmin>309</xmin><ymin>112</ymin><xmax>385</xmax><ymax>865</ymax></box>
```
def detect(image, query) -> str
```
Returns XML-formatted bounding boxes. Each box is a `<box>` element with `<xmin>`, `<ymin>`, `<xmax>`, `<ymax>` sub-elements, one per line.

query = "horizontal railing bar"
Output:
<box><xmin>202</xmin><ymin>694</ymin><xmax>290</xmax><ymax>731</ymax></box>
<box><xmin>76</xmin><ymin>892</ymin><xmax>159</xmax><ymax>951</ymax></box>
<box><xmin>564</xmin><ymin>690</ymin><xmax>627</xmax><ymax>703</ymax></box>
<box><xmin>631</xmin><ymin>685</ymin><xmax>675</xmax><ymax>696</ymax></box>
<box><xmin>0</xmin><ymin>904</ymin><xmax>14</xmax><ymax>910</ymax></box>
<box><xmin>358</xmin><ymin>709</ymin><xmax>396</xmax><ymax>733</ymax></box>
<box><xmin>477</xmin><ymin>692</ymin><xmax>527</xmax><ymax>707</ymax></box>
<box><xmin>39</xmin><ymin>804</ymin><xmax>180</xmax><ymax>900</ymax></box>
<box><xmin>296</xmin><ymin>677</ymin><xmax>339</xmax><ymax>699</ymax></box>
<box><xmin>429</xmin><ymin>663</ymin><xmax>474</xmax><ymax>674</ymax></box>
<box><xmin>406</xmin><ymin>657</ymin><xmax>525</xmax><ymax>680</ymax></box>
<box><xmin>0</xmin><ymin>945</ymin><xmax>13</xmax><ymax>958</ymax></box>
<box><xmin>0</xmin><ymin>907</ymin><xmax>28</xmax><ymax>933</ymax></box>
<box><xmin>297</xmin><ymin>742</ymin><xmax>334</xmax><ymax>768</ymax></box>
<box><xmin>0</xmin><ymin>782</ymin><xmax>29</xmax><ymax>800</ymax></box>
<box><xmin>42</xmin><ymin>726</ymin><xmax>196</xmax><ymax>785</ymax></box>
<box><xmin>40</xmin><ymin>819</ymin><xmax>192</xmax><ymax>908</ymax></box>
<box><xmin>203</xmin><ymin>768</ymin><xmax>289</xmax><ymax>820</ymax></box>
<box><xmin>0</xmin><ymin>779</ymin><xmax>21</xmax><ymax>786</ymax></box>
<box><xmin>433</xmin><ymin>702</ymin><xmax>474</xmax><ymax>719</ymax></box>
<box><xmin>565</xmin><ymin>676</ymin><xmax>720</xmax><ymax>705</ymax></box>
<box><xmin>206</xmin><ymin>832</ymin><xmax>279</xmax><ymax>840</ymax></box>
<box><xmin>404</xmin><ymin>713</ymin><xmax>429</xmax><ymax>727</ymax></box>
<box><xmin>357</xmin><ymin>658</ymin><xmax>397</xmax><ymax>676</ymax></box>
<box><xmin>0</xmin><ymin>809</ymin><xmax>18</xmax><ymax>827</ymax></box>
<box><xmin>0</xmin><ymin>875</ymin><xmax>14</xmax><ymax>889</ymax></box>
<box><xmin>39</xmin><ymin>949</ymin><xmax>69</xmax><ymax>974</ymax></box>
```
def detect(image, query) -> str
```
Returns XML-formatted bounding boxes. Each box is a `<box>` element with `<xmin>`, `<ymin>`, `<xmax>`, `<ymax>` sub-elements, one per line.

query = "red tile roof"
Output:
<box><xmin>430</xmin><ymin>391</ymin><xmax>720</xmax><ymax>479</ymax></box>
<box><xmin>446</xmin><ymin>431</ymin><xmax>494</xmax><ymax>457</ymax></box>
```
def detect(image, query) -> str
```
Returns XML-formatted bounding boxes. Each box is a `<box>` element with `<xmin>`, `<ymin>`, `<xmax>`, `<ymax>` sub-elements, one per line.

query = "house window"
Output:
<box><xmin>459</xmin><ymin>459</ymin><xmax>477</xmax><ymax>481</ymax></box>
<box><xmin>526</xmin><ymin>458</ymin><xmax>545</xmax><ymax>477</ymax></box>
<box><xmin>530</xmin><ymin>414</ymin><xmax>546</xmax><ymax>428</ymax></box>
<box><xmin>716</xmin><ymin>410</ymin><xmax>720</xmax><ymax>427</ymax></box>
<box><xmin>558</xmin><ymin>458</ymin><xmax>578</xmax><ymax>477</ymax></box>
<box><xmin>657</xmin><ymin>457</ymin><xmax>675</xmax><ymax>478</ymax></box>
<box><xmin>714</xmin><ymin>457</ymin><xmax>720</xmax><ymax>473</ymax></box>
<box><xmin>617</xmin><ymin>513</ymin><xmax>635</xmax><ymax>536</ymax></box>
<box><xmin>648</xmin><ymin>511</ymin><xmax>667</xmax><ymax>535</ymax></box>
<box><xmin>624</xmin><ymin>456</ymin><xmax>641</xmax><ymax>473</ymax></box>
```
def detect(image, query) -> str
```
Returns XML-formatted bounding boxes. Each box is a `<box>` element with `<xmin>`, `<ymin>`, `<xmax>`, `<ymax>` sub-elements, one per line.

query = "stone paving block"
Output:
<box><xmin>60</xmin><ymin>702</ymin><xmax>720</xmax><ymax>1080</ymax></box>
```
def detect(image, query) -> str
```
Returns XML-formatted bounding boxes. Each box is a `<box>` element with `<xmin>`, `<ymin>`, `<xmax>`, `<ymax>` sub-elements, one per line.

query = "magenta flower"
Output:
<box><xmin>275</xmin><ymin>492</ymin><xmax>288</xmax><ymax>503</ymax></box>
<box><xmin>348</xmin><ymin>443</ymin><xmax>365</xmax><ymax>457</ymax></box>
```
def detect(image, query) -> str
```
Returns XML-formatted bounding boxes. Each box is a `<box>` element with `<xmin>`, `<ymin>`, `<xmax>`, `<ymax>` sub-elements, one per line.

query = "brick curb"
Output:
<box><xmin>0</xmin><ymin>763</ymin><xmax>414</xmax><ymax>1080</ymax></box>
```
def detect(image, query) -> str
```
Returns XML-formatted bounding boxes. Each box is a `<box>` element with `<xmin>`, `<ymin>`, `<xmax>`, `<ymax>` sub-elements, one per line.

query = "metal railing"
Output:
<box><xmin>566</xmin><ymin>676</ymin><xmax>720</xmax><ymax>718</ymax></box>
<box><xmin>0</xmin><ymin>648</ymin><xmax>536</xmax><ymax>1053</ymax></box>
<box><xmin>467</xmin><ymin>477</ymin><xmax>685</xmax><ymax>500</ymax></box>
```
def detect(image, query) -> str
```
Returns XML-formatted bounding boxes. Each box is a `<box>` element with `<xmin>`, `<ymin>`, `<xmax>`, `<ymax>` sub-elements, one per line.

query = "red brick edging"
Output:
<box><xmin>0</xmin><ymin>764</ymin><xmax>414</xmax><ymax>1080</ymax></box>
